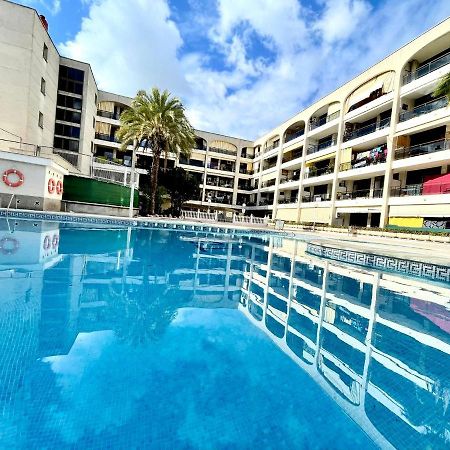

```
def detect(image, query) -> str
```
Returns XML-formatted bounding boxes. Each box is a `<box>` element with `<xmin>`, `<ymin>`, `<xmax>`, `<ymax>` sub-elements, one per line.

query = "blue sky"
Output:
<box><xmin>17</xmin><ymin>0</ymin><xmax>450</xmax><ymax>139</ymax></box>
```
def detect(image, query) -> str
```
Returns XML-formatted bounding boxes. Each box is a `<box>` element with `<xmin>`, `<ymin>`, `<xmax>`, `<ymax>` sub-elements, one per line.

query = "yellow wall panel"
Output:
<box><xmin>388</xmin><ymin>217</ymin><xmax>424</xmax><ymax>227</ymax></box>
<box><xmin>276</xmin><ymin>208</ymin><xmax>298</xmax><ymax>222</ymax></box>
<box><xmin>300</xmin><ymin>207</ymin><xmax>331</xmax><ymax>224</ymax></box>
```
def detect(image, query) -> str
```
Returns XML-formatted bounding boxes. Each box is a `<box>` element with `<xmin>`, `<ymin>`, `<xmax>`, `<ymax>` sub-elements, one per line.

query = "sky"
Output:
<box><xmin>17</xmin><ymin>0</ymin><xmax>450</xmax><ymax>140</ymax></box>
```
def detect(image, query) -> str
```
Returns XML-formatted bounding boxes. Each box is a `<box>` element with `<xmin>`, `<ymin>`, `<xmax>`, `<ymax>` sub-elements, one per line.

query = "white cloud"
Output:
<box><xmin>59</xmin><ymin>0</ymin><xmax>450</xmax><ymax>139</ymax></box>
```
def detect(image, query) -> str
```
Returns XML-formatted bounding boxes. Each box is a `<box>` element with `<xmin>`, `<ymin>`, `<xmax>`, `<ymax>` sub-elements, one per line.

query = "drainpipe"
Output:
<box><xmin>128</xmin><ymin>139</ymin><xmax>137</xmax><ymax>218</ymax></box>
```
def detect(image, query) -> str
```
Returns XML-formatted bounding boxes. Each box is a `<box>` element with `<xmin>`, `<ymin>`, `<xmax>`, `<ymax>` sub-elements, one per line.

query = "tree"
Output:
<box><xmin>433</xmin><ymin>72</ymin><xmax>450</xmax><ymax>101</ymax></box>
<box><xmin>159</xmin><ymin>167</ymin><xmax>200</xmax><ymax>216</ymax></box>
<box><xmin>116</xmin><ymin>88</ymin><xmax>195</xmax><ymax>215</ymax></box>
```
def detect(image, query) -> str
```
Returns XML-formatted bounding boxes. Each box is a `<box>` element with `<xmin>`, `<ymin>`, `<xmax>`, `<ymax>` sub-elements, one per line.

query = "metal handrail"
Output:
<box><xmin>402</xmin><ymin>51</ymin><xmax>450</xmax><ymax>85</ymax></box>
<box><xmin>394</xmin><ymin>139</ymin><xmax>448</xmax><ymax>160</ymax></box>
<box><xmin>399</xmin><ymin>97</ymin><xmax>448</xmax><ymax>122</ymax></box>
<box><xmin>343</xmin><ymin>117</ymin><xmax>391</xmax><ymax>142</ymax></box>
<box><xmin>309</xmin><ymin>111</ymin><xmax>340</xmax><ymax>131</ymax></box>
<box><xmin>285</xmin><ymin>129</ymin><xmax>305</xmax><ymax>143</ymax></box>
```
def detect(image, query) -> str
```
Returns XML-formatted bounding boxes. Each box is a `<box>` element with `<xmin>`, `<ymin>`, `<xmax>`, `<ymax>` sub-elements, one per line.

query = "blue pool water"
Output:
<box><xmin>0</xmin><ymin>219</ymin><xmax>449</xmax><ymax>449</ymax></box>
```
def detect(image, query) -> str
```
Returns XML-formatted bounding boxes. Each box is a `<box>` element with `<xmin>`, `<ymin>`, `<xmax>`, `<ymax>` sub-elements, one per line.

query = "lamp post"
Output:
<box><xmin>241</xmin><ymin>202</ymin><xmax>246</xmax><ymax>215</ymax></box>
<box><xmin>207</xmin><ymin>196</ymin><xmax>212</xmax><ymax>214</ymax></box>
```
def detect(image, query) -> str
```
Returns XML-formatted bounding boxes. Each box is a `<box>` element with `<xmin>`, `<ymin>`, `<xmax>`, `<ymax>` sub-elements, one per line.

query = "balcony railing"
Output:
<box><xmin>308</xmin><ymin>111</ymin><xmax>340</xmax><ymax>131</ymax></box>
<box><xmin>208</xmin><ymin>164</ymin><xmax>235</xmax><ymax>172</ymax></box>
<box><xmin>258</xmin><ymin>199</ymin><xmax>273</xmax><ymax>206</ymax></box>
<box><xmin>304</xmin><ymin>165</ymin><xmax>334</xmax><ymax>178</ymax></box>
<box><xmin>394</xmin><ymin>139</ymin><xmax>448</xmax><ymax>160</ymax></box>
<box><xmin>285</xmin><ymin>129</ymin><xmax>305</xmax><ymax>143</ymax></box>
<box><xmin>336</xmin><ymin>188</ymin><xmax>383</xmax><ymax>200</ymax></box>
<box><xmin>402</xmin><ymin>51</ymin><xmax>450</xmax><ymax>85</ymax></box>
<box><xmin>339</xmin><ymin>153</ymin><xmax>386</xmax><ymax>171</ymax></box>
<box><xmin>97</xmin><ymin>110</ymin><xmax>121</xmax><ymax>120</ymax></box>
<box><xmin>282</xmin><ymin>150</ymin><xmax>303</xmax><ymax>163</ymax></box>
<box><xmin>280</xmin><ymin>174</ymin><xmax>300</xmax><ymax>184</ymax></box>
<box><xmin>264</xmin><ymin>142</ymin><xmax>280</xmax><ymax>153</ymax></box>
<box><xmin>391</xmin><ymin>182</ymin><xmax>450</xmax><ymax>197</ymax></box>
<box><xmin>261</xmin><ymin>179</ymin><xmax>277</xmax><ymax>188</ymax></box>
<box><xmin>307</xmin><ymin>137</ymin><xmax>337</xmax><ymax>155</ymax></box>
<box><xmin>343</xmin><ymin>117</ymin><xmax>390</xmax><ymax>142</ymax></box>
<box><xmin>302</xmin><ymin>193</ymin><xmax>331</xmax><ymax>202</ymax></box>
<box><xmin>209</xmin><ymin>146</ymin><xmax>236</xmax><ymax>156</ymax></box>
<box><xmin>206</xmin><ymin>179</ymin><xmax>234</xmax><ymax>189</ymax></box>
<box><xmin>279</xmin><ymin>197</ymin><xmax>298</xmax><ymax>204</ymax></box>
<box><xmin>399</xmin><ymin>97</ymin><xmax>448</xmax><ymax>122</ymax></box>
<box><xmin>95</xmin><ymin>133</ymin><xmax>119</xmax><ymax>143</ymax></box>
<box><xmin>262</xmin><ymin>161</ymin><xmax>278</xmax><ymax>171</ymax></box>
<box><xmin>238</xmin><ymin>185</ymin><xmax>253</xmax><ymax>191</ymax></box>
<box><xmin>239</xmin><ymin>168</ymin><xmax>254</xmax><ymax>175</ymax></box>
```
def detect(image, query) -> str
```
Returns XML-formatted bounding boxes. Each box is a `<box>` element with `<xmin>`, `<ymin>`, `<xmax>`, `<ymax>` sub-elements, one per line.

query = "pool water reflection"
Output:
<box><xmin>0</xmin><ymin>219</ymin><xmax>448</xmax><ymax>449</ymax></box>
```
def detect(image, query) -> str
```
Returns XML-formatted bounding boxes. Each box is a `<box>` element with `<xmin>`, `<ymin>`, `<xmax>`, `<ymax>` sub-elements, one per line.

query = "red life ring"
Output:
<box><xmin>2</xmin><ymin>169</ymin><xmax>24</xmax><ymax>188</ymax></box>
<box><xmin>56</xmin><ymin>180</ymin><xmax>63</xmax><ymax>195</ymax></box>
<box><xmin>43</xmin><ymin>235</ymin><xmax>51</xmax><ymax>250</ymax></box>
<box><xmin>0</xmin><ymin>236</ymin><xmax>19</xmax><ymax>255</ymax></box>
<box><xmin>52</xmin><ymin>234</ymin><xmax>59</xmax><ymax>248</ymax></box>
<box><xmin>48</xmin><ymin>178</ymin><xmax>56</xmax><ymax>194</ymax></box>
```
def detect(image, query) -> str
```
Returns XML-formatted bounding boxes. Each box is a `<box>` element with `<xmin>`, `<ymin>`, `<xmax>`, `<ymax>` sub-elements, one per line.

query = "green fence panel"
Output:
<box><xmin>63</xmin><ymin>176</ymin><xmax>138</xmax><ymax>207</ymax></box>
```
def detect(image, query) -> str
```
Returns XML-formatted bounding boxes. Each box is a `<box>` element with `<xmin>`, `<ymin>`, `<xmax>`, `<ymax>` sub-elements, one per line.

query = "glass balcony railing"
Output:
<box><xmin>302</xmin><ymin>193</ymin><xmax>331</xmax><ymax>202</ymax></box>
<box><xmin>209</xmin><ymin>146</ymin><xmax>236</xmax><ymax>156</ymax></box>
<box><xmin>307</xmin><ymin>138</ymin><xmax>337</xmax><ymax>155</ymax></box>
<box><xmin>262</xmin><ymin>161</ymin><xmax>278</xmax><ymax>171</ymax></box>
<box><xmin>402</xmin><ymin>51</ymin><xmax>450</xmax><ymax>85</ymax></box>
<box><xmin>278</xmin><ymin>197</ymin><xmax>298</xmax><ymax>204</ymax></box>
<box><xmin>208</xmin><ymin>164</ymin><xmax>235</xmax><ymax>172</ymax></box>
<box><xmin>285</xmin><ymin>129</ymin><xmax>305</xmax><ymax>143</ymax></box>
<box><xmin>282</xmin><ymin>150</ymin><xmax>303</xmax><ymax>163</ymax></box>
<box><xmin>95</xmin><ymin>133</ymin><xmax>119</xmax><ymax>143</ymax></box>
<box><xmin>394</xmin><ymin>139</ymin><xmax>448</xmax><ymax>160</ymax></box>
<box><xmin>399</xmin><ymin>97</ymin><xmax>448</xmax><ymax>122</ymax></box>
<box><xmin>308</xmin><ymin>111</ymin><xmax>340</xmax><ymax>131</ymax></box>
<box><xmin>304</xmin><ymin>165</ymin><xmax>334</xmax><ymax>178</ymax></box>
<box><xmin>261</xmin><ymin>179</ymin><xmax>277</xmax><ymax>189</ymax></box>
<box><xmin>264</xmin><ymin>142</ymin><xmax>280</xmax><ymax>153</ymax></box>
<box><xmin>97</xmin><ymin>110</ymin><xmax>121</xmax><ymax>120</ymax></box>
<box><xmin>336</xmin><ymin>188</ymin><xmax>383</xmax><ymax>200</ymax></box>
<box><xmin>343</xmin><ymin>117</ymin><xmax>391</xmax><ymax>142</ymax></box>
<box><xmin>339</xmin><ymin>153</ymin><xmax>387</xmax><ymax>171</ymax></box>
<box><xmin>391</xmin><ymin>182</ymin><xmax>450</xmax><ymax>197</ymax></box>
<box><xmin>280</xmin><ymin>174</ymin><xmax>300</xmax><ymax>184</ymax></box>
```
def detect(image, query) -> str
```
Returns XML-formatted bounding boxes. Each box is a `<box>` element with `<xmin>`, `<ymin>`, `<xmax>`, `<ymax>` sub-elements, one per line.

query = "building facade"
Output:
<box><xmin>1</xmin><ymin>1</ymin><xmax>450</xmax><ymax>229</ymax></box>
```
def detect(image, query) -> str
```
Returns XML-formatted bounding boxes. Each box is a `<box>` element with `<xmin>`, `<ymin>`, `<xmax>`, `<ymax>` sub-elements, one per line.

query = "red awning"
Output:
<box><xmin>422</xmin><ymin>173</ymin><xmax>450</xmax><ymax>195</ymax></box>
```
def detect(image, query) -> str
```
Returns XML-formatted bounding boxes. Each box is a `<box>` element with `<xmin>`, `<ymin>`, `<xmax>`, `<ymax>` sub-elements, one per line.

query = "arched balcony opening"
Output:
<box><xmin>209</xmin><ymin>140</ymin><xmax>237</xmax><ymax>156</ymax></box>
<box><xmin>345</xmin><ymin>71</ymin><xmax>395</xmax><ymax>115</ymax></box>
<box><xmin>263</xmin><ymin>135</ymin><xmax>281</xmax><ymax>153</ymax></box>
<box><xmin>308</xmin><ymin>102</ymin><xmax>340</xmax><ymax>131</ymax></box>
<box><xmin>194</xmin><ymin>136</ymin><xmax>207</xmax><ymax>150</ymax></box>
<box><xmin>401</xmin><ymin>32</ymin><xmax>450</xmax><ymax>86</ymax></box>
<box><xmin>284</xmin><ymin>120</ymin><xmax>305</xmax><ymax>143</ymax></box>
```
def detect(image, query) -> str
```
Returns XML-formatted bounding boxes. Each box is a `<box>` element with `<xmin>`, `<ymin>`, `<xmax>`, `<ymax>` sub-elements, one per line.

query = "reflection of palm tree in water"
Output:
<box><xmin>109</xmin><ymin>229</ymin><xmax>184</xmax><ymax>346</ymax></box>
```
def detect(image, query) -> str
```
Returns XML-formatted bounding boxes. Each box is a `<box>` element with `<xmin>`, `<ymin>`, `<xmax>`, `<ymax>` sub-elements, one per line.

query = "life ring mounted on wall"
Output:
<box><xmin>56</xmin><ymin>180</ymin><xmax>63</xmax><ymax>195</ymax></box>
<box><xmin>48</xmin><ymin>178</ymin><xmax>56</xmax><ymax>194</ymax></box>
<box><xmin>2</xmin><ymin>169</ymin><xmax>24</xmax><ymax>188</ymax></box>
<box><xmin>0</xmin><ymin>236</ymin><xmax>19</xmax><ymax>255</ymax></box>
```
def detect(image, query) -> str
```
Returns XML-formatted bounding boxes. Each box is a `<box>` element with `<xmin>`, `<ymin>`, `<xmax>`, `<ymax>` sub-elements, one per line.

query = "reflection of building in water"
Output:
<box><xmin>0</xmin><ymin>219</ymin><xmax>61</xmax><ymax>443</ymax></box>
<box><xmin>239</xmin><ymin>237</ymin><xmax>450</xmax><ymax>449</ymax></box>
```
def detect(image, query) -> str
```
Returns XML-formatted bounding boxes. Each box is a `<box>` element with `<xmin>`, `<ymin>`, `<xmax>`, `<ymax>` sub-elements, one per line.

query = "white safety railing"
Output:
<box><xmin>233</xmin><ymin>214</ymin><xmax>268</xmax><ymax>226</ymax></box>
<box><xmin>181</xmin><ymin>210</ymin><xmax>217</xmax><ymax>221</ymax></box>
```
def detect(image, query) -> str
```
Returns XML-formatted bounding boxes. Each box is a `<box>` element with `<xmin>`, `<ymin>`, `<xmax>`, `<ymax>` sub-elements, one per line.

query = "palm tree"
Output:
<box><xmin>116</xmin><ymin>88</ymin><xmax>195</xmax><ymax>215</ymax></box>
<box><xmin>433</xmin><ymin>73</ymin><xmax>450</xmax><ymax>101</ymax></box>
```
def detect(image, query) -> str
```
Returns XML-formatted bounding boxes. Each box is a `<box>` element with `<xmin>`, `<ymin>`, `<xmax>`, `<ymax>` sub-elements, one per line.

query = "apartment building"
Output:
<box><xmin>0</xmin><ymin>1</ymin><xmax>450</xmax><ymax>229</ymax></box>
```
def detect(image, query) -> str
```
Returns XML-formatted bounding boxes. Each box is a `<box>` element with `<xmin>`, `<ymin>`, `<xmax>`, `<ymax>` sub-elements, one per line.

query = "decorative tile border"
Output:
<box><xmin>0</xmin><ymin>209</ymin><xmax>296</xmax><ymax>240</ymax></box>
<box><xmin>306</xmin><ymin>243</ymin><xmax>450</xmax><ymax>284</ymax></box>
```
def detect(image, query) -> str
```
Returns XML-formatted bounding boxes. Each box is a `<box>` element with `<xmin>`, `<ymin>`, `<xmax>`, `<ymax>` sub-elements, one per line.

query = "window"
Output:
<box><xmin>93</xmin><ymin>117</ymin><xmax>95</xmax><ymax>128</ymax></box>
<box><xmin>58</xmin><ymin>65</ymin><xmax>84</xmax><ymax>95</ymax></box>
<box><xmin>55</xmin><ymin>123</ymin><xmax>81</xmax><ymax>139</ymax></box>
<box><xmin>38</xmin><ymin>112</ymin><xmax>43</xmax><ymax>128</ymax></box>
<box><xmin>57</xmin><ymin>93</ymin><xmax>82</xmax><ymax>110</ymax></box>
<box><xmin>40</xmin><ymin>77</ymin><xmax>46</xmax><ymax>95</ymax></box>
<box><xmin>53</xmin><ymin>136</ymin><xmax>79</xmax><ymax>152</ymax></box>
<box><xmin>94</xmin><ymin>93</ymin><xmax>98</xmax><ymax>105</ymax></box>
<box><xmin>43</xmin><ymin>43</ymin><xmax>48</xmax><ymax>61</ymax></box>
<box><xmin>55</xmin><ymin>107</ymin><xmax>81</xmax><ymax>124</ymax></box>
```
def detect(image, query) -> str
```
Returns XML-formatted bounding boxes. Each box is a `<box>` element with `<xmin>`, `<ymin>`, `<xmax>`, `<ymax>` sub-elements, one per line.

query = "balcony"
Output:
<box><xmin>309</xmin><ymin>111</ymin><xmax>340</xmax><ymax>131</ymax></box>
<box><xmin>402</xmin><ymin>51</ymin><xmax>450</xmax><ymax>85</ymax></box>
<box><xmin>302</xmin><ymin>193</ymin><xmax>331</xmax><ymax>202</ymax></box>
<box><xmin>261</xmin><ymin>179</ymin><xmax>277</xmax><ymax>189</ymax></box>
<box><xmin>394</xmin><ymin>139</ymin><xmax>448</xmax><ymax>160</ymax></box>
<box><xmin>95</xmin><ymin>133</ymin><xmax>120</xmax><ymax>143</ymax></box>
<box><xmin>304</xmin><ymin>165</ymin><xmax>335</xmax><ymax>179</ymax></box>
<box><xmin>282</xmin><ymin>149</ymin><xmax>303</xmax><ymax>164</ymax></box>
<box><xmin>208</xmin><ymin>163</ymin><xmax>235</xmax><ymax>172</ymax></box>
<box><xmin>343</xmin><ymin>117</ymin><xmax>390</xmax><ymax>142</ymax></box>
<box><xmin>340</xmin><ymin>147</ymin><xmax>387</xmax><ymax>171</ymax></box>
<box><xmin>278</xmin><ymin>197</ymin><xmax>298</xmax><ymax>204</ymax></box>
<box><xmin>390</xmin><ymin>182</ymin><xmax>450</xmax><ymax>197</ymax></box>
<box><xmin>337</xmin><ymin>188</ymin><xmax>383</xmax><ymax>200</ymax></box>
<box><xmin>209</xmin><ymin>146</ymin><xmax>236</xmax><ymax>156</ymax></box>
<box><xmin>285</xmin><ymin>129</ymin><xmax>305</xmax><ymax>143</ymax></box>
<box><xmin>206</xmin><ymin>179</ymin><xmax>234</xmax><ymax>189</ymax></box>
<box><xmin>239</xmin><ymin>168</ymin><xmax>254</xmax><ymax>175</ymax></box>
<box><xmin>307</xmin><ymin>138</ymin><xmax>337</xmax><ymax>155</ymax></box>
<box><xmin>264</xmin><ymin>142</ymin><xmax>280</xmax><ymax>153</ymax></box>
<box><xmin>399</xmin><ymin>97</ymin><xmax>448</xmax><ymax>122</ymax></box>
<box><xmin>262</xmin><ymin>161</ymin><xmax>278</xmax><ymax>171</ymax></box>
<box><xmin>280</xmin><ymin>174</ymin><xmax>300</xmax><ymax>184</ymax></box>
<box><xmin>238</xmin><ymin>184</ymin><xmax>253</xmax><ymax>191</ymax></box>
<box><xmin>97</xmin><ymin>110</ymin><xmax>121</xmax><ymax>120</ymax></box>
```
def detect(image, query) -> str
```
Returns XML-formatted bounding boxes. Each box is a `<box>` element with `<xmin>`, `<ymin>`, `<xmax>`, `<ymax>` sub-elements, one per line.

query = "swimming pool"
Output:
<box><xmin>0</xmin><ymin>218</ymin><xmax>448</xmax><ymax>449</ymax></box>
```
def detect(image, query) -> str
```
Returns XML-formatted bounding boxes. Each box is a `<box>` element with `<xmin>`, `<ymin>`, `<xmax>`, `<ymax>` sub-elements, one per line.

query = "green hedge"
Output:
<box><xmin>63</xmin><ymin>176</ymin><xmax>138</xmax><ymax>208</ymax></box>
